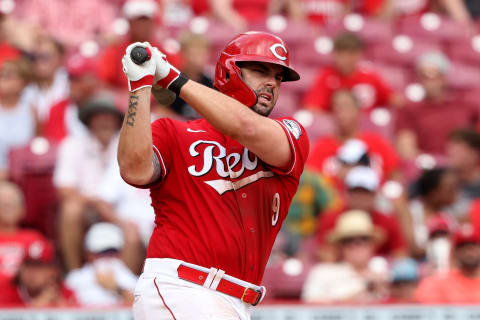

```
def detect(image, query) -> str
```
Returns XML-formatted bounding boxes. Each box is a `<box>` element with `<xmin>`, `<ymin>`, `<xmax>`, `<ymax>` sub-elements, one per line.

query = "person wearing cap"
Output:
<box><xmin>303</xmin><ymin>32</ymin><xmax>401</xmax><ymax>114</ymax></box>
<box><xmin>65</xmin><ymin>223</ymin><xmax>136</xmax><ymax>307</ymax></box>
<box><xmin>42</xmin><ymin>53</ymin><xmax>99</xmax><ymax>142</ymax></box>
<box><xmin>98</xmin><ymin>0</ymin><xmax>181</xmax><ymax>91</ymax></box>
<box><xmin>1</xmin><ymin>238</ymin><xmax>77</xmax><ymax>307</ymax></box>
<box><xmin>54</xmin><ymin>92</ymin><xmax>123</xmax><ymax>271</ymax></box>
<box><xmin>0</xmin><ymin>57</ymin><xmax>35</xmax><ymax>180</ymax></box>
<box><xmin>386</xmin><ymin>258</ymin><xmax>419</xmax><ymax>303</ymax></box>
<box><xmin>415</xmin><ymin>226</ymin><xmax>480</xmax><ymax>303</ymax></box>
<box><xmin>316</xmin><ymin>166</ymin><xmax>407</xmax><ymax>261</ymax></box>
<box><xmin>307</xmin><ymin>89</ymin><xmax>400</xmax><ymax>189</ymax></box>
<box><xmin>396</xmin><ymin>51</ymin><xmax>479</xmax><ymax>158</ymax></box>
<box><xmin>302</xmin><ymin>210</ymin><xmax>388</xmax><ymax>303</ymax></box>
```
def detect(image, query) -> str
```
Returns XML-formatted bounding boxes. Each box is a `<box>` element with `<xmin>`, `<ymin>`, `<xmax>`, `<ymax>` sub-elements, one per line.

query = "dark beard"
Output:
<box><xmin>252</xmin><ymin>87</ymin><xmax>274</xmax><ymax>117</ymax></box>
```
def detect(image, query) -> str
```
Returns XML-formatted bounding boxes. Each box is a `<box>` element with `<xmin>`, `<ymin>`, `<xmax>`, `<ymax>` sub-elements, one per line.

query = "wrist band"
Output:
<box><xmin>168</xmin><ymin>73</ymin><xmax>189</xmax><ymax>96</ymax></box>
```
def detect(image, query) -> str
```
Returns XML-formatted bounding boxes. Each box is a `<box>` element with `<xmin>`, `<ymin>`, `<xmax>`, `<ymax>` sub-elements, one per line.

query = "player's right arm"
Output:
<box><xmin>117</xmin><ymin>43</ymin><xmax>160</xmax><ymax>187</ymax></box>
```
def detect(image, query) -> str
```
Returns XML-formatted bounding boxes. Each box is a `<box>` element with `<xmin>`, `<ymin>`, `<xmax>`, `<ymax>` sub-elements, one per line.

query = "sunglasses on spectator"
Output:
<box><xmin>339</xmin><ymin>235</ymin><xmax>372</xmax><ymax>246</ymax></box>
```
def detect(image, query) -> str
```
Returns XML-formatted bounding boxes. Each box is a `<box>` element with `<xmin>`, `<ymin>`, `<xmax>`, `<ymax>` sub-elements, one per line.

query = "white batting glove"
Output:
<box><xmin>122</xmin><ymin>42</ymin><xmax>156</xmax><ymax>92</ymax></box>
<box><xmin>151</xmin><ymin>47</ymin><xmax>186</xmax><ymax>93</ymax></box>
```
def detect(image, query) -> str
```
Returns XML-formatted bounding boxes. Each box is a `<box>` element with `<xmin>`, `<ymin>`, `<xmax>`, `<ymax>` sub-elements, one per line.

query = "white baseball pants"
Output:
<box><xmin>133</xmin><ymin>258</ymin><xmax>252</xmax><ymax>320</ymax></box>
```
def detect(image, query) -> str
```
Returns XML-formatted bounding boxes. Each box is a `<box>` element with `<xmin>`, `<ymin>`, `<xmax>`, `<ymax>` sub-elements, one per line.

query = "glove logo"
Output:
<box><xmin>269</xmin><ymin>44</ymin><xmax>287</xmax><ymax>61</ymax></box>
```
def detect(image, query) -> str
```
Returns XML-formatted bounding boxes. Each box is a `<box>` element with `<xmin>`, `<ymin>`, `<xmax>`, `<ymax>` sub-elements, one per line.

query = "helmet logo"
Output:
<box><xmin>269</xmin><ymin>43</ymin><xmax>287</xmax><ymax>61</ymax></box>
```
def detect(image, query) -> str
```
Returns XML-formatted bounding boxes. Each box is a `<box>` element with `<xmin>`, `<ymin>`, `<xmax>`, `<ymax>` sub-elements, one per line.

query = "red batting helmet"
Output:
<box><xmin>214</xmin><ymin>31</ymin><xmax>300</xmax><ymax>107</ymax></box>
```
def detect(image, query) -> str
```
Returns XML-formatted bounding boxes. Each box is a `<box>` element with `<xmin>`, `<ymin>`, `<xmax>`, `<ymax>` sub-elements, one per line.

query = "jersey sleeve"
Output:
<box><xmin>269</xmin><ymin>117</ymin><xmax>310</xmax><ymax>180</ymax></box>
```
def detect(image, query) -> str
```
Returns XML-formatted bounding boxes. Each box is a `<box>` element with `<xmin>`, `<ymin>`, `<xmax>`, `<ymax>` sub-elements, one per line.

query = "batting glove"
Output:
<box><xmin>151</xmin><ymin>47</ymin><xmax>188</xmax><ymax>96</ymax></box>
<box><xmin>122</xmin><ymin>42</ymin><xmax>156</xmax><ymax>92</ymax></box>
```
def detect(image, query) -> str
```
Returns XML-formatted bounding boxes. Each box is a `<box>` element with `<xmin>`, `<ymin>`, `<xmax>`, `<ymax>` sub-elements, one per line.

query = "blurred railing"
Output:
<box><xmin>2</xmin><ymin>305</ymin><xmax>480</xmax><ymax>320</ymax></box>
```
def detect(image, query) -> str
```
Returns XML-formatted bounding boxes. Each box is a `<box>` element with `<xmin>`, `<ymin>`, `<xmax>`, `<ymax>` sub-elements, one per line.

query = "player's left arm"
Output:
<box><xmin>181</xmin><ymin>81</ymin><xmax>293</xmax><ymax>168</ymax></box>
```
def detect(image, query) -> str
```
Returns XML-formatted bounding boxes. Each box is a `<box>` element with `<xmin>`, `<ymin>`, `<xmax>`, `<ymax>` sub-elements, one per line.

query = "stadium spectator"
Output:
<box><xmin>446</xmin><ymin>129</ymin><xmax>480</xmax><ymax>200</ymax></box>
<box><xmin>0</xmin><ymin>58</ymin><xmax>36</xmax><ymax>180</ymax></box>
<box><xmin>303</xmin><ymin>33</ymin><xmax>400</xmax><ymax>114</ymax></box>
<box><xmin>408</xmin><ymin>168</ymin><xmax>459</xmax><ymax>257</ymax></box>
<box><xmin>307</xmin><ymin>89</ymin><xmax>400</xmax><ymax>188</ymax></box>
<box><xmin>65</xmin><ymin>223</ymin><xmax>136</xmax><ymax>307</ymax></box>
<box><xmin>387</xmin><ymin>258</ymin><xmax>420</xmax><ymax>303</ymax></box>
<box><xmin>0</xmin><ymin>181</ymin><xmax>50</xmax><ymax>305</ymax></box>
<box><xmin>396</xmin><ymin>52</ymin><xmax>478</xmax><ymax>158</ymax></box>
<box><xmin>0</xmin><ymin>239</ymin><xmax>77</xmax><ymax>307</ymax></box>
<box><xmin>23</xmin><ymin>35</ymin><xmax>69</xmax><ymax>122</ymax></box>
<box><xmin>302</xmin><ymin>210</ymin><xmax>389</xmax><ymax>303</ymax></box>
<box><xmin>14</xmin><ymin>0</ymin><xmax>118</xmax><ymax>48</ymax></box>
<box><xmin>316</xmin><ymin>166</ymin><xmax>407</xmax><ymax>261</ymax></box>
<box><xmin>415</xmin><ymin>226</ymin><xmax>480</xmax><ymax>303</ymax></box>
<box><xmin>42</xmin><ymin>54</ymin><xmax>98</xmax><ymax>142</ymax></box>
<box><xmin>54</xmin><ymin>93</ymin><xmax>123</xmax><ymax>271</ymax></box>
<box><xmin>169</xmin><ymin>31</ymin><xmax>213</xmax><ymax>119</ymax></box>
<box><xmin>97</xmin><ymin>0</ymin><xmax>181</xmax><ymax>91</ymax></box>
<box><xmin>92</xmin><ymin>160</ymin><xmax>154</xmax><ymax>274</ymax></box>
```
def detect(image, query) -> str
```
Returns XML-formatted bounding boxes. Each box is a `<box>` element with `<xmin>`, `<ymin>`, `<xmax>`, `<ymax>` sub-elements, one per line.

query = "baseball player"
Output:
<box><xmin>118</xmin><ymin>31</ymin><xmax>309</xmax><ymax>319</ymax></box>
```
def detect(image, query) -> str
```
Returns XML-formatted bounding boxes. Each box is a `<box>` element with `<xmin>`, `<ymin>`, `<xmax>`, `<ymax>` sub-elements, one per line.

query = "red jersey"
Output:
<box><xmin>303</xmin><ymin>66</ymin><xmax>393</xmax><ymax>112</ymax></box>
<box><xmin>307</xmin><ymin>132</ymin><xmax>399</xmax><ymax>183</ymax></box>
<box><xmin>146</xmin><ymin>117</ymin><xmax>309</xmax><ymax>285</ymax></box>
<box><xmin>0</xmin><ymin>230</ymin><xmax>47</xmax><ymax>280</ymax></box>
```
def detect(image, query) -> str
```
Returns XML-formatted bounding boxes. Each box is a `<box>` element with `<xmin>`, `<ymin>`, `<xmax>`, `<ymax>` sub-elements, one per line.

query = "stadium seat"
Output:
<box><xmin>368</xmin><ymin>36</ymin><xmax>441</xmax><ymax>68</ymax></box>
<box><xmin>8</xmin><ymin>138</ymin><xmax>59</xmax><ymax>239</ymax></box>
<box><xmin>325</xmin><ymin>15</ymin><xmax>394</xmax><ymax>44</ymax></box>
<box><xmin>368</xmin><ymin>62</ymin><xmax>409</xmax><ymax>91</ymax></box>
<box><xmin>271</xmin><ymin>91</ymin><xmax>299</xmax><ymax>118</ymax></box>
<box><xmin>447</xmin><ymin>62</ymin><xmax>480</xmax><ymax>90</ymax></box>
<box><xmin>447</xmin><ymin>37</ymin><xmax>480</xmax><ymax>66</ymax></box>
<box><xmin>262</xmin><ymin>258</ymin><xmax>311</xmax><ymax>300</ymax></box>
<box><xmin>398</xmin><ymin>15</ymin><xmax>471</xmax><ymax>44</ymax></box>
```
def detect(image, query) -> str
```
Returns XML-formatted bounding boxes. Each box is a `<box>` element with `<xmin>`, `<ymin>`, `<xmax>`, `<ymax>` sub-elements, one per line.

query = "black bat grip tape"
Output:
<box><xmin>130</xmin><ymin>46</ymin><xmax>149</xmax><ymax>65</ymax></box>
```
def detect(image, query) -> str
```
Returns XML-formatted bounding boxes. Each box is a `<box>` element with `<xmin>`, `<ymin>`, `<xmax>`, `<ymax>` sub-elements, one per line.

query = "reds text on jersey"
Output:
<box><xmin>144</xmin><ymin>117</ymin><xmax>309</xmax><ymax>285</ymax></box>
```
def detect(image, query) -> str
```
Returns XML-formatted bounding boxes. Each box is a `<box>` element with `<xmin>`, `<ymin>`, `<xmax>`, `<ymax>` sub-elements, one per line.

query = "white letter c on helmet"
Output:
<box><xmin>269</xmin><ymin>43</ymin><xmax>287</xmax><ymax>61</ymax></box>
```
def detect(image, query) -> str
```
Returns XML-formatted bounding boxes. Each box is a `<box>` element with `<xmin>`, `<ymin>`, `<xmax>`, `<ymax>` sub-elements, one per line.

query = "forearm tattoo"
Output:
<box><xmin>150</xmin><ymin>152</ymin><xmax>162</xmax><ymax>183</ymax></box>
<box><xmin>126</xmin><ymin>95</ymin><xmax>139</xmax><ymax>127</ymax></box>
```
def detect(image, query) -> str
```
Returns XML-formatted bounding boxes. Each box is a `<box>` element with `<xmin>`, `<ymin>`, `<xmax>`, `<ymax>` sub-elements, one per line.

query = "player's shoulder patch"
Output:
<box><xmin>282</xmin><ymin>119</ymin><xmax>302</xmax><ymax>140</ymax></box>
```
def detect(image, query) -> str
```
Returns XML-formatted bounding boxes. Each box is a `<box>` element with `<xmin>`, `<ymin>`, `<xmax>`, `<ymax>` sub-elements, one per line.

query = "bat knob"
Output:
<box><xmin>130</xmin><ymin>46</ymin><xmax>149</xmax><ymax>65</ymax></box>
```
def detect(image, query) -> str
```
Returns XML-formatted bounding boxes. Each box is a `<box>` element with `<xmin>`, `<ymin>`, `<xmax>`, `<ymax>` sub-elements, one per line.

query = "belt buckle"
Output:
<box><xmin>240</xmin><ymin>287</ymin><xmax>262</xmax><ymax>306</ymax></box>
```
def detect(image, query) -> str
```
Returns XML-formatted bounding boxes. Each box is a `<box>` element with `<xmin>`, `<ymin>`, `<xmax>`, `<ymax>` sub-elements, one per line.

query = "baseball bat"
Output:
<box><xmin>130</xmin><ymin>46</ymin><xmax>149</xmax><ymax>65</ymax></box>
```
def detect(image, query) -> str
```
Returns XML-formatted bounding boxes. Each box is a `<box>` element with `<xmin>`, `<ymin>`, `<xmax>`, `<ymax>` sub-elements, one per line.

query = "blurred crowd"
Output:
<box><xmin>1</xmin><ymin>0</ymin><xmax>480</xmax><ymax>308</ymax></box>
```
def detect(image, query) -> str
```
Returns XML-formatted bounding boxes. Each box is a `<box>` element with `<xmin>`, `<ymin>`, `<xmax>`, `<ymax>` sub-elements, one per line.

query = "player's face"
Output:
<box><xmin>239</xmin><ymin>62</ymin><xmax>283</xmax><ymax>117</ymax></box>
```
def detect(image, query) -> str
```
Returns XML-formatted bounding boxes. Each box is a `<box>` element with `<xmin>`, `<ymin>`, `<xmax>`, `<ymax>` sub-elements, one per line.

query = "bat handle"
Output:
<box><xmin>130</xmin><ymin>46</ymin><xmax>150</xmax><ymax>65</ymax></box>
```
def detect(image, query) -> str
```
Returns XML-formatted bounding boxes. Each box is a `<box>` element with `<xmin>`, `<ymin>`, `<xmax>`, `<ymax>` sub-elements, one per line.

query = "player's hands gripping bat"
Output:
<box><xmin>122</xmin><ymin>42</ymin><xmax>156</xmax><ymax>92</ymax></box>
<box><xmin>126</xmin><ymin>44</ymin><xmax>178</xmax><ymax>105</ymax></box>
